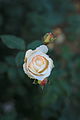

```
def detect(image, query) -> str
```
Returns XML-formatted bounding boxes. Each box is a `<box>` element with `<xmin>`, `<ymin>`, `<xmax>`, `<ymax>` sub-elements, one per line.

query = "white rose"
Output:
<box><xmin>23</xmin><ymin>45</ymin><xmax>54</xmax><ymax>81</ymax></box>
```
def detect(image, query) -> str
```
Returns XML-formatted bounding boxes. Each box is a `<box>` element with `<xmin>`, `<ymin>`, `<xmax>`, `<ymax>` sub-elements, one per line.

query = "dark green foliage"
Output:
<box><xmin>27</xmin><ymin>40</ymin><xmax>43</xmax><ymax>49</ymax></box>
<box><xmin>5</xmin><ymin>56</ymin><xmax>16</xmax><ymax>65</ymax></box>
<box><xmin>0</xmin><ymin>62</ymin><xmax>8</xmax><ymax>73</ymax></box>
<box><xmin>1</xmin><ymin>35</ymin><xmax>25</xmax><ymax>50</ymax></box>
<box><xmin>60</xmin><ymin>45</ymin><xmax>74</xmax><ymax>60</ymax></box>
<box><xmin>0</xmin><ymin>0</ymin><xmax>80</xmax><ymax>120</ymax></box>
<box><xmin>15</xmin><ymin>52</ymin><xmax>25</xmax><ymax>67</ymax></box>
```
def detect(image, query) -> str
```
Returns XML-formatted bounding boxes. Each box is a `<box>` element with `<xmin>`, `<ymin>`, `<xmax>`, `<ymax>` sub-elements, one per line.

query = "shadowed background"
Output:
<box><xmin>0</xmin><ymin>0</ymin><xmax>80</xmax><ymax>120</ymax></box>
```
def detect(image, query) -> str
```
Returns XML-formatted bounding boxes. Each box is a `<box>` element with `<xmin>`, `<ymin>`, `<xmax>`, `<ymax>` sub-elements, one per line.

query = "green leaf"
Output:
<box><xmin>27</xmin><ymin>40</ymin><xmax>42</xmax><ymax>49</ymax></box>
<box><xmin>15</xmin><ymin>52</ymin><xmax>25</xmax><ymax>67</ymax></box>
<box><xmin>1</xmin><ymin>35</ymin><xmax>25</xmax><ymax>50</ymax></box>
<box><xmin>0</xmin><ymin>62</ymin><xmax>8</xmax><ymax>73</ymax></box>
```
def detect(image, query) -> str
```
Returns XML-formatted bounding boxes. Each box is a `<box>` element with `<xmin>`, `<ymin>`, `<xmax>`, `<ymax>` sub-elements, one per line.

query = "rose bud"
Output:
<box><xmin>40</xmin><ymin>78</ymin><xmax>48</xmax><ymax>86</ymax></box>
<box><xmin>43</xmin><ymin>32</ymin><xmax>56</xmax><ymax>45</ymax></box>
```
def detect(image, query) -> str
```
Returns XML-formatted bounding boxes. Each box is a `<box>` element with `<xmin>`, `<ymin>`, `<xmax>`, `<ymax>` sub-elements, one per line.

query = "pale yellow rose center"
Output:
<box><xmin>28</xmin><ymin>55</ymin><xmax>49</xmax><ymax>76</ymax></box>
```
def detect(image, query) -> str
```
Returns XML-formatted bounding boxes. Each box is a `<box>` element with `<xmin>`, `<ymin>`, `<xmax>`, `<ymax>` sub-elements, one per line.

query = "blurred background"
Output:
<box><xmin>0</xmin><ymin>0</ymin><xmax>80</xmax><ymax>120</ymax></box>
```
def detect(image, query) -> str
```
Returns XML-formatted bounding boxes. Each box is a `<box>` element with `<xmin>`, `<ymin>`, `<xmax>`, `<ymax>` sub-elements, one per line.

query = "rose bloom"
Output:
<box><xmin>23</xmin><ymin>45</ymin><xmax>54</xmax><ymax>82</ymax></box>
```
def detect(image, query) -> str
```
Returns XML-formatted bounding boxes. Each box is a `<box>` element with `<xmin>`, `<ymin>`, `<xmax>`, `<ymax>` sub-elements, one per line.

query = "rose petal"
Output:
<box><xmin>23</xmin><ymin>63</ymin><xmax>34</xmax><ymax>79</ymax></box>
<box><xmin>40</xmin><ymin>54</ymin><xmax>54</xmax><ymax>69</ymax></box>
<box><xmin>48</xmin><ymin>58</ymin><xmax>54</xmax><ymax>69</ymax></box>
<box><xmin>27</xmin><ymin>51</ymin><xmax>44</xmax><ymax>65</ymax></box>
<box><xmin>27</xmin><ymin>52</ymin><xmax>54</xmax><ymax>78</ymax></box>
<box><xmin>36</xmin><ymin>45</ymin><xmax>48</xmax><ymax>53</ymax></box>
<box><xmin>23</xmin><ymin>45</ymin><xmax>54</xmax><ymax>81</ymax></box>
<box><xmin>28</xmin><ymin>67</ymin><xmax>51</xmax><ymax>81</ymax></box>
<box><xmin>25</xmin><ymin>50</ymin><xmax>33</xmax><ymax>59</ymax></box>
